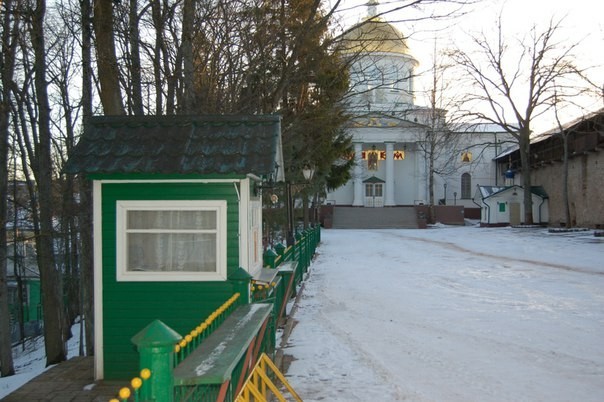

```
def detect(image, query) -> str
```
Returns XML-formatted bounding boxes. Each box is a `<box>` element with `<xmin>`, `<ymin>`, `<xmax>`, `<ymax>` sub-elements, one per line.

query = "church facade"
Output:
<box><xmin>326</xmin><ymin>3</ymin><xmax>510</xmax><ymax>213</ymax></box>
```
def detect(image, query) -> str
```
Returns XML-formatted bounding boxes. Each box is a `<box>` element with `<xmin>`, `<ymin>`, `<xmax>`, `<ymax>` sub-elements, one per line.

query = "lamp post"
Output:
<box><xmin>286</xmin><ymin>182</ymin><xmax>294</xmax><ymax>246</ymax></box>
<box><xmin>301</xmin><ymin>164</ymin><xmax>315</xmax><ymax>229</ymax></box>
<box><xmin>286</xmin><ymin>164</ymin><xmax>315</xmax><ymax>246</ymax></box>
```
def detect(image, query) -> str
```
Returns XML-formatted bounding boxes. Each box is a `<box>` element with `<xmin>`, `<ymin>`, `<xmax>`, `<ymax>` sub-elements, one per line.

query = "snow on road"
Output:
<box><xmin>283</xmin><ymin>226</ymin><xmax>604</xmax><ymax>402</ymax></box>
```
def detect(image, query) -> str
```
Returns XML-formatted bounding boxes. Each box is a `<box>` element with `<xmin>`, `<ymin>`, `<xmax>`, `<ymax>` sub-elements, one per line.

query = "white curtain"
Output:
<box><xmin>127</xmin><ymin>210</ymin><xmax>217</xmax><ymax>272</ymax></box>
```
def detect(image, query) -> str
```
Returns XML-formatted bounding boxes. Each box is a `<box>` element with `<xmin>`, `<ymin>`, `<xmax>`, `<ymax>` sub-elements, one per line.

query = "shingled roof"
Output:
<box><xmin>64</xmin><ymin>115</ymin><xmax>284</xmax><ymax>178</ymax></box>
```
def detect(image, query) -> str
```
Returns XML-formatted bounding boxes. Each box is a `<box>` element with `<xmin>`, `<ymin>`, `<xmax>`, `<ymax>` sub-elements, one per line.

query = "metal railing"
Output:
<box><xmin>260</xmin><ymin>225</ymin><xmax>320</xmax><ymax>325</ymax></box>
<box><xmin>126</xmin><ymin>226</ymin><xmax>320</xmax><ymax>402</ymax></box>
<box><xmin>108</xmin><ymin>368</ymin><xmax>152</xmax><ymax>402</ymax></box>
<box><xmin>235</xmin><ymin>353</ymin><xmax>302</xmax><ymax>402</ymax></box>
<box><xmin>174</xmin><ymin>293</ymin><xmax>241</xmax><ymax>366</ymax></box>
<box><xmin>173</xmin><ymin>313</ymin><xmax>274</xmax><ymax>402</ymax></box>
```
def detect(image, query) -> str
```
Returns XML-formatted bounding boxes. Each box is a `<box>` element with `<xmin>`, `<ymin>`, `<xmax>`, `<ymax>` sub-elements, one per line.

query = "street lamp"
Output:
<box><xmin>302</xmin><ymin>164</ymin><xmax>315</xmax><ymax>181</ymax></box>
<box><xmin>301</xmin><ymin>164</ymin><xmax>315</xmax><ymax>229</ymax></box>
<box><xmin>286</xmin><ymin>164</ymin><xmax>315</xmax><ymax>246</ymax></box>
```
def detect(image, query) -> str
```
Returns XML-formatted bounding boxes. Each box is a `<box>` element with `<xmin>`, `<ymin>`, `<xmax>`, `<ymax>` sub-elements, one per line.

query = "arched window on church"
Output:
<box><xmin>461</xmin><ymin>173</ymin><xmax>471</xmax><ymax>199</ymax></box>
<box><xmin>368</xmin><ymin>147</ymin><xmax>379</xmax><ymax>170</ymax></box>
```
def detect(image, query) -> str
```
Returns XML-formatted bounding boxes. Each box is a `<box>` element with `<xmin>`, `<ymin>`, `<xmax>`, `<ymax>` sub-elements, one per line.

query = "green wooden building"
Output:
<box><xmin>7</xmin><ymin>235</ymin><xmax>42</xmax><ymax>341</ymax></box>
<box><xmin>65</xmin><ymin>115</ymin><xmax>284</xmax><ymax>380</ymax></box>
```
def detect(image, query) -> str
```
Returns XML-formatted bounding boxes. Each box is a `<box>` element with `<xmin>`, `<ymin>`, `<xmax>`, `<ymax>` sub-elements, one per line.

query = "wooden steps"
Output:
<box><xmin>332</xmin><ymin>206</ymin><xmax>418</xmax><ymax>229</ymax></box>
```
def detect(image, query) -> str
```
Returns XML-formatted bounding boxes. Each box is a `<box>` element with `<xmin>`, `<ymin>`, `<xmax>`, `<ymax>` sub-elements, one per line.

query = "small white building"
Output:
<box><xmin>474</xmin><ymin>185</ymin><xmax>549</xmax><ymax>227</ymax></box>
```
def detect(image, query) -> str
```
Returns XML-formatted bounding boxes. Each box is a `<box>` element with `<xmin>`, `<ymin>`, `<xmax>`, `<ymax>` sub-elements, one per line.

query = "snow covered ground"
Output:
<box><xmin>2</xmin><ymin>225</ymin><xmax>602</xmax><ymax>401</ymax></box>
<box><xmin>283</xmin><ymin>225</ymin><xmax>604</xmax><ymax>402</ymax></box>
<box><xmin>0</xmin><ymin>321</ymin><xmax>83</xmax><ymax>399</ymax></box>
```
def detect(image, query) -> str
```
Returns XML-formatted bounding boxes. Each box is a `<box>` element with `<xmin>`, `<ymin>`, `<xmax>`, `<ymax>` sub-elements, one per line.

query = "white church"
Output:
<box><xmin>324</xmin><ymin>1</ymin><xmax>513</xmax><ymax>227</ymax></box>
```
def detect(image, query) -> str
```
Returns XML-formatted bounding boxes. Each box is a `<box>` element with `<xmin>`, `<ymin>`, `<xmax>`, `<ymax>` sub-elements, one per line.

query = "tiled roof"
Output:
<box><xmin>64</xmin><ymin>115</ymin><xmax>283</xmax><ymax>177</ymax></box>
<box><xmin>476</xmin><ymin>185</ymin><xmax>548</xmax><ymax>199</ymax></box>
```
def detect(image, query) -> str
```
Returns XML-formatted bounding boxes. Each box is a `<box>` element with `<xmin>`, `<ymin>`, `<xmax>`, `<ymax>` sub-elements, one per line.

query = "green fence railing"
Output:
<box><xmin>123</xmin><ymin>225</ymin><xmax>320</xmax><ymax>402</ymax></box>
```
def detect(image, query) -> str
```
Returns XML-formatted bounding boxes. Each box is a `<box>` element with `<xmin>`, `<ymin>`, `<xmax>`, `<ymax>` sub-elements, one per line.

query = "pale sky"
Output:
<box><xmin>332</xmin><ymin>0</ymin><xmax>604</xmax><ymax>130</ymax></box>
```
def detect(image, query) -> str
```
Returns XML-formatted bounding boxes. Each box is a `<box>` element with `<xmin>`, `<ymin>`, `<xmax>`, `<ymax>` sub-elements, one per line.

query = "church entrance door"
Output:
<box><xmin>364</xmin><ymin>182</ymin><xmax>383</xmax><ymax>207</ymax></box>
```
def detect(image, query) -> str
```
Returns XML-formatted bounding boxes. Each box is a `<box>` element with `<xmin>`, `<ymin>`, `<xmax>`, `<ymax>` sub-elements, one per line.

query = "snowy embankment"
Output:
<box><xmin>0</xmin><ymin>322</ymin><xmax>83</xmax><ymax>399</ymax></box>
<box><xmin>283</xmin><ymin>226</ymin><xmax>604</xmax><ymax>402</ymax></box>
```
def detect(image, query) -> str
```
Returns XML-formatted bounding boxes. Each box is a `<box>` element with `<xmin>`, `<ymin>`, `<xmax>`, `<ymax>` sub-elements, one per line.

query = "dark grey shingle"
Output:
<box><xmin>64</xmin><ymin>115</ymin><xmax>282</xmax><ymax>176</ymax></box>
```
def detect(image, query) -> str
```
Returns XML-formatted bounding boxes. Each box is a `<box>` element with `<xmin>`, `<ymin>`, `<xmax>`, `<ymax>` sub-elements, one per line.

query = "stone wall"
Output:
<box><xmin>531</xmin><ymin>151</ymin><xmax>604</xmax><ymax>228</ymax></box>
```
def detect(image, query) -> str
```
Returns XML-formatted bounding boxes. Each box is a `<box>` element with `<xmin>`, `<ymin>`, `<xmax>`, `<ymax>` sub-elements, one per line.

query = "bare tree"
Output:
<box><xmin>0</xmin><ymin>0</ymin><xmax>482</xmax><ymax>371</ymax></box>
<box><xmin>450</xmin><ymin>17</ymin><xmax>581</xmax><ymax>224</ymax></box>
<box><xmin>30</xmin><ymin>0</ymin><xmax>67</xmax><ymax>366</ymax></box>
<box><xmin>0</xmin><ymin>0</ymin><xmax>17</xmax><ymax>378</ymax></box>
<box><xmin>180</xmin><ymin>0</ymin><xmax>196</xmax><ymax>113</ymax></box>
<box><xmin>93</xmin><ymin>0</ymin><xmax>124</xmax><ymax>114</ymax></box>
<box><xmin>548</xmin><ymin>84</ymin><xmax>600</xmax><ymax>228</ymax></box>
<box><xmin>127</xmin><ymin>0</ymin><xmax>144</xmax><ymax>114</ymax></box>
<box><xmin>79</xmin><ymin>0</ymin><xmax>95</xmax><ymax>357</ymax></box>
<box><xmin>415</xmin><ymin>47</ymin><xmax>465</xmax><ymax>209</ymax></box>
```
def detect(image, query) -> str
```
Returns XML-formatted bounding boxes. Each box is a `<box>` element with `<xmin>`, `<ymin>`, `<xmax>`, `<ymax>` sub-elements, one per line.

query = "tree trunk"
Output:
<box><xmin>562</xmin><ymin>133</ymin><xmax>571</xmax><ymax>227</ymax></box>
<box><xmin>181</xmin><ymin>0</ymin><xmax>195</xmax><ymax>113</ymax></box>
<box><xmin>78</xmin><ymin>178</ymin><xmax>94</xmax><ymax>356</ymax></box>
<box><xmin>0</xmin><ymin>75</ymin><xmax>13</xmax><ymax>378</ymax></box>
<box><xmin>31</xmin><ymin>0</ymin><xmax>67</xmax><ymax>366</ymax></box>
<box><xmin>518</xmin><ymin>130</ymin><xmax>534</xmax><ymax>224</ymax></box>
<box><xmin>150</xmin><ymin>0</ymin><xmax>163</xmax><ymax>115</ymax></box>
<box><xmin>93</xmin><ymin>0</ymin><xmax>125</xmax><ymax>115</ymax></box>
<box><xmin>428</xmin><ymin>139</ymin><xmax>436</xmax><ymax>223</ymax></box>
<box><xmin>0</xmin><ymin>194</ymin><xmax>13</xmax><ymax>377</ymax></box>
<box><xmin>128</xmin><ymin>0</ymin><xmax>143</xmax><ymax>115</ymax></box>
<box><xmin>80</xmin><ymin>0</ymin><xmax>95</xmax><ymax>356</ymax></box>
<box><xmin>0</xmin><ymin>0</ymin><xmax>16</xmax><ymax>378</ymax></box>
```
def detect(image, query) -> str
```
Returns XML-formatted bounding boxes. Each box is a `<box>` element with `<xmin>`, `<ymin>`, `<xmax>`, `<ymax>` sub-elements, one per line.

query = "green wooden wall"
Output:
<box><xmin>100</xmin><ymin>181</ymin><xmax>242</xmax><ymax>379</ymax></box>
<box><xmin>27</xmin><ymin>280</ymin><xmax>41</xmax><ymax>321</ymax></box>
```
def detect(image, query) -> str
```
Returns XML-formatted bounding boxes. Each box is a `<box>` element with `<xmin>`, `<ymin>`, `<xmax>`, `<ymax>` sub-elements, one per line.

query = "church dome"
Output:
<box><xmin>341</xmin><ymin>17</ymin><xmax>411</xmax><ymax>55</ymax></box>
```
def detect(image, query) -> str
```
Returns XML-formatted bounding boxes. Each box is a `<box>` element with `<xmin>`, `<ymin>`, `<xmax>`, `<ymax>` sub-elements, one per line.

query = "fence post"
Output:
<box><xmin>274</xmin><ymin>242</ymin><xmax>286</xmax><ymax>264</ymax></box>
<box><xmin>228</xmin><ymin>267</ymin><xmax>253</xmax><ymax>305</ymax></box>
<box><xmin>304</xmin><ymin>230</ymin><xmax>310</xmax><ymax>271</ymax></box>
<box><xmin>263</xmin><ymin>248</ymin><xmax>278</xmax><ymax>268</ymax></box>
<box><xmin>131</xmin><ymin>320</ymin><xmax>182</xmax><ymax>402</ymax></box>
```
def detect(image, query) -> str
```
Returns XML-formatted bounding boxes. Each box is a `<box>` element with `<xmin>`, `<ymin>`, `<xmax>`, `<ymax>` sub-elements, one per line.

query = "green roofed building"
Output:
<box><xmin>64</xmin><ymin>114</ymin><xmax>284</xmax><ymax>380</ymax></box>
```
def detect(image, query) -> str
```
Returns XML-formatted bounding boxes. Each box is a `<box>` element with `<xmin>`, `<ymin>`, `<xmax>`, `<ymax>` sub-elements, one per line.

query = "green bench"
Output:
<box><xmin>173</xmin><ymin>303</ymin><xmax>273</xmax><ymax>400</ymax></box>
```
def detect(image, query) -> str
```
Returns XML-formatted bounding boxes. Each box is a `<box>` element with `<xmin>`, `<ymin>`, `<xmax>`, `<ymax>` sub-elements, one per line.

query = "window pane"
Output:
<box><xmin>127</xmin><ymin>233</ymin><xmax>216</xmax><ymax>272</ymax></box>
<box><xmin>461</xmin><ymin>173</ymin><xmax>471</xmax><ymax>199</ymax></box>
<box><xmin>375</xmin><ymin>184</ymin><xmax>383</xmax><ymax>197</ymax></box>
<box><xmin>128</xmin><ymin>210</ymin><xmax>216</xmax><ymax>230</ymax></box>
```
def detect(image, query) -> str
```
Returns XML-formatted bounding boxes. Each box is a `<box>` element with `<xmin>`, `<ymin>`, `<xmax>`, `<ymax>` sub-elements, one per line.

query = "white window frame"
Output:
<box><xmin>116</xmin><ymin>200</ymin><xmax>227</xmax><ymax>282</ymax></box>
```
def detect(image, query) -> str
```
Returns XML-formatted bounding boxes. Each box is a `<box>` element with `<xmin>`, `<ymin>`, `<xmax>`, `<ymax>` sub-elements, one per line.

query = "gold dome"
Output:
<box><xmin>341</xmin><ymin>18</ymin><xmax>411</xmax><ymax>55</ymax></box>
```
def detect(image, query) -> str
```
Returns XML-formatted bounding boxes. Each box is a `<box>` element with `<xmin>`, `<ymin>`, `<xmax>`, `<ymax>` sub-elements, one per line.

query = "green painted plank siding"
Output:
<box><xmin>24</xmin><ymin>280</ymin><xmax>41</xmax><ymax>322</ymax></box>
<box><xmin>100</xmin><ymin>181</ymin><xmax>242</xmax><ymax>379</ymax></box>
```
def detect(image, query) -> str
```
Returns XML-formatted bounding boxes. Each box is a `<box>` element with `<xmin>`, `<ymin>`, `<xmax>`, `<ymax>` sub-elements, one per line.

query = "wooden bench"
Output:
<box><xmin>173</xmin><ymin>303</ymin><xmax>273</xmax><ymax>399</ymax></box>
